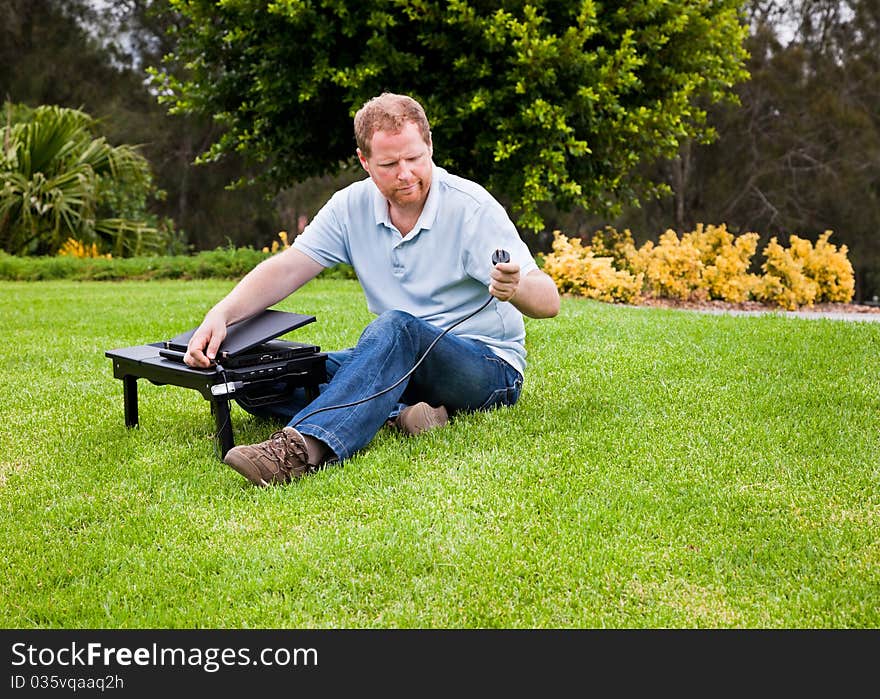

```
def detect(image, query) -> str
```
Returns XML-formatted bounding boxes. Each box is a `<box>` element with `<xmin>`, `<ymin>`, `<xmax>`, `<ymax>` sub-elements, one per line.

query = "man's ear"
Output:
<box><xmin>356</xmin><ymin>148</ymin><xmax>369</xmax><ymax>173</ymax></box>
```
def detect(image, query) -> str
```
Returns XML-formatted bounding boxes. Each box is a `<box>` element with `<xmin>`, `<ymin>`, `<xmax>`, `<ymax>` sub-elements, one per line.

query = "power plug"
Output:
<box><xmin>492</xmin><ymin>249</ymin><xmax>510</xmax><ymax>265</ymax></box>
<box><xmin>211</xmin><ymin>380</ymin><xmax>244</xmax><ymax>397</ymax></box>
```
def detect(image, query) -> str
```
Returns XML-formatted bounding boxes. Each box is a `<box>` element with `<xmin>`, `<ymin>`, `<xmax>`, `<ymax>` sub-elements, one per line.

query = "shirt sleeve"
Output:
<box><xmin>291</xmin><ymin>190</ymin><xmax>352</xmax><ymax>267</ymax></box>
<box><xmin>462</xmin><ymin>202</ymin><xmax>538</xmax><ymax>285</ymax></box>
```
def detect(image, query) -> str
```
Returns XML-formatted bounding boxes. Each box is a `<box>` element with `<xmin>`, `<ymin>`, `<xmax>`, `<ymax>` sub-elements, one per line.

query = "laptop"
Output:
<box><xmin>161</xmin><ymin>309</ymin><xmax>317</xmax><ymax>366</ymax></box>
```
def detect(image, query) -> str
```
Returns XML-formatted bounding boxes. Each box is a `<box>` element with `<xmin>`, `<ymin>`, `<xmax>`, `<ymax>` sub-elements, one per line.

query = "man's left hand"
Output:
<box><xmin>489</xmin><ymin>261</ymin><xmax>520</xmax><ymax>302</ymax></box>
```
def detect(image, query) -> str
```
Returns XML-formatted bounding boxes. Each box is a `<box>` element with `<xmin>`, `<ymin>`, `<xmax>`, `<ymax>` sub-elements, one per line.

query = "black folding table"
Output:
<box><xmin>106</xmin><ymin>343</ymin><xmax>327</xmax><ymax>458</ymax></box>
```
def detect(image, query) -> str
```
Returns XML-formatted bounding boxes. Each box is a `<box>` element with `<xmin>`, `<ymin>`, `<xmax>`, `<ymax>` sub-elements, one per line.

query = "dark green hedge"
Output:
<box><xmin>0</xmin><ymin>249</ymin><xmax>356</xmax><ymax>281</ymax></box>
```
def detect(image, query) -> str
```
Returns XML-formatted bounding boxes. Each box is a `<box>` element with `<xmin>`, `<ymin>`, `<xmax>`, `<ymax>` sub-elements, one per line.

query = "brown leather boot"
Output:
<box><xmin>223</xmin><ymin>427</ymin><xmax>316</xmax><ymax>486</ymax></box>
<box><xmin>393</xmin><ymin>402</ymin><xmax>449</xmax><ymax>435</ymax></box>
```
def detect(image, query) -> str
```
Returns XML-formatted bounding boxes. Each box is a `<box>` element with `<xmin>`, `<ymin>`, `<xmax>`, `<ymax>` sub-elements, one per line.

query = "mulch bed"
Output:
<box><xmin>629</xmin><ymin>298</ymin><xmax>880</xmax><ymax>315</ymax></box>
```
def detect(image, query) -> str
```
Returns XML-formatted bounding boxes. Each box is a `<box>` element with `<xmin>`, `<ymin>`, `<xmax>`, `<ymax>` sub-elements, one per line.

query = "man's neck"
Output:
<box><xmin>388</xmin><ymin>201</ymin><xmax>423</xmax><ymax>236</ymax></box>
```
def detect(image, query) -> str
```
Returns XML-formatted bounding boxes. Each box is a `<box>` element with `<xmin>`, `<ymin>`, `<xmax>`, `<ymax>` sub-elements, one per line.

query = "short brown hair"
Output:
<box><xmin>354</xmin><ymin>93</ymin><xmax>432</xmax><ymax>158</ymax></box>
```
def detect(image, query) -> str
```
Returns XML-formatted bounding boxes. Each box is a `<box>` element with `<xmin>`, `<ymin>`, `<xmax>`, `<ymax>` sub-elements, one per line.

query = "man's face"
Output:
<box><xmin>358</xmin><ymin>121</ymin><xmax>433</xmax><ymax>211</ymax></box>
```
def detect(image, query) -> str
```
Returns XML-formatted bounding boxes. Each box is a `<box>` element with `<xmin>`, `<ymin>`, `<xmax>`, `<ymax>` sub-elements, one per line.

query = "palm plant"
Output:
<box><xmin>0</xmin><ymin>103</ymin><xmax>163</xmax><ymax>256</ymax></box>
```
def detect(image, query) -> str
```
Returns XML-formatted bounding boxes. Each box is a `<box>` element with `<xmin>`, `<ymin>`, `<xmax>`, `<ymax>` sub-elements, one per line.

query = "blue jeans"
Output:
<box><xmin>237</xmin><ymin>310</ymin><xmax>523</xmax><ymax>461</ymax></box>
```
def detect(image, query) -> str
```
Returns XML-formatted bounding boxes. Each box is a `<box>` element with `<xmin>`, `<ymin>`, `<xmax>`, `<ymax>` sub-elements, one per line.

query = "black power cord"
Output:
<box><xmin>290</xmin><ymin>248</ymin><xmax>511</xmax><ymax>428</ymax></box>
<box><xmin>209</xmin><ymin>248</ymin><xmax>511</xmax><ymax>451</ymax></box>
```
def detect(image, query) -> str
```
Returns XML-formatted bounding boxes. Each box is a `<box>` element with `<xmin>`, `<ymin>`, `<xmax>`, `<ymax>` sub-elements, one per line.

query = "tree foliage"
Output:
<box><xmin>0</xmin><ymin>0</ymin><xmax>293</xmax><ymax>252</ymax></box>
<box><xmin>631</xmin><ymin>0</ymin><xmax>880</xmax><ymax>299</ymax></box>
<box><xmin>0</xmin><ymin>103</ymin><xmax>163</xmax><ymax>256</ymax></box>
<box><xmin>152</xmin><ymin>0</ymin><xmax>750</xmax><ymax>231</ymax></box>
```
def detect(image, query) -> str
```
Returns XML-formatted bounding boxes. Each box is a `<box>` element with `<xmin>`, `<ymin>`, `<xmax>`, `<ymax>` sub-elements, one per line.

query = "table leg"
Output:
<box><xmin>123</xmin><ymin>375</ymin><xmax>139</xmax><ymax>427</ymax></box>
<box><xmin>305</xmin><ymin>381</ymin><xmax>321</xmax><ymax>402</ymax></box>
<box><xmin>212</xmin><ymin>399</ymin><xmax>234</xmax><ymax>458</ymax></box>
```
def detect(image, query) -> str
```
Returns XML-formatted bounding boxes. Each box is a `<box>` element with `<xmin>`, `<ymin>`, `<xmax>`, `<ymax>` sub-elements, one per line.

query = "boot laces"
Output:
<box><xmin>260</xmin><ymin>429</ymin><xmax>304</xmax><ymax>475</ymax></box>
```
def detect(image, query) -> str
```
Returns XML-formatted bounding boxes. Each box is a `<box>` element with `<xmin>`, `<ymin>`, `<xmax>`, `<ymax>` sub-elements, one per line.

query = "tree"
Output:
<box><xmin>0</xmin><ymin>103</ymin><xmax>163</xmax><ymax>256</ymax></box>
<box><xmin>653</xmin><ymin>0</ymin><xmax>880</xmax><ymax>300</ymax></box>
<box><xmin>0</xmin><ymin>0</ymin><xmax>294</xmax><ymax>252</ymax></box>
<box><xmin>151</xmin><ymin>0</ymin><xmax>750</xmax><ymax>233</ymax></box>
<box><xmin>100</xmin><ymin>0</ymin><xmax>290</xmax><ymax>251</ymax></box>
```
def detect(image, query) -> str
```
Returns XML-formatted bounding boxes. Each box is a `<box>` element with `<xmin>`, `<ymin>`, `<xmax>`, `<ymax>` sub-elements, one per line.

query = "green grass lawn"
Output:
<box><xmin>1</xmin><ymin>279</ymin><xmax>878</xmax><ymax>628</ymax></box>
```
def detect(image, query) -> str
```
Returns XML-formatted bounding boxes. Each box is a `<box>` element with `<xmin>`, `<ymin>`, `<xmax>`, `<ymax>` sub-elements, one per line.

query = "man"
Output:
<box><xmin>185</xmin><ymin>93</ymin><xmax>560</xmax><ymax>486</ymax></box>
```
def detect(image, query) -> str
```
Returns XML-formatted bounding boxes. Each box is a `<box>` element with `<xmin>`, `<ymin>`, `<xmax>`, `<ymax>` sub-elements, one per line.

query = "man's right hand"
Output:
<box><xmin>184</xmin><ymin>315</ymin><xmax>227</xmax><ymax>368</ymax></box>
<box><xmin>181</xmin><ymin>247</ymin><xmax>326</xmax><ymax>369</ymax></box>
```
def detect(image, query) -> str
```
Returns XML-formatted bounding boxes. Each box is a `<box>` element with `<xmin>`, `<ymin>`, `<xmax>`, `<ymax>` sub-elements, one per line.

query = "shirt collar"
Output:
<box><xmin>370</xmin><ymin>162</ymin><xmax>442</xmax><ymax>236</ymax></box>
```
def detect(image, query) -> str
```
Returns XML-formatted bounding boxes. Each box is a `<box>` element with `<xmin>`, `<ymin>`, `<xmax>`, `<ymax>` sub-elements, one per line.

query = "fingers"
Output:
<box><xmin>184</xmin><ymin>323</ymin><xmax>226</xmax><ymax>368</ymax></box>
<box><xmin>183</xmin><ymin>334</ymin><xmax>211</xmax><ymax>368</ymax></box>
<box><xmin>205</xmin><ymin>333</ymin><xmax>223</xmax><ymax>363</ymax></box>
<box><xmin>489</xmin><ymin>261</ymin><xmax>520</xmax><ymax>301</ymax></box>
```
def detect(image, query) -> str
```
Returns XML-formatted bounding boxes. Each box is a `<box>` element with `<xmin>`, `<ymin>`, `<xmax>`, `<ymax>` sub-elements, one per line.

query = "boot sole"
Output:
<box><xmin>223</xmin><ymin>451</ymin><xmax>270</xmax><ymax>487</ymax></box>
<box><xmin>399</xmin><ymin>404</ymin><xmax>449</xmax><ymax>435</ymax></box>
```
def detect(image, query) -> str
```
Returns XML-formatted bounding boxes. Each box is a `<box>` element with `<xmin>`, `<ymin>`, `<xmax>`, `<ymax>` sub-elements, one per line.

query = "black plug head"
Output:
<box><xmin>492</xmin><ymin>249</ymin><xmax>510</xmax><ymax>265</ymax></box>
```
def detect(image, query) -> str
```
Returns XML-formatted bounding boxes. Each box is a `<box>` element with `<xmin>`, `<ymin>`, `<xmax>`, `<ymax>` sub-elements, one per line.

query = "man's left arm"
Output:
<box><xmin>490</xmin><ymin>263</ymin><xmax>560</xmax><ymax>319</ymax></box>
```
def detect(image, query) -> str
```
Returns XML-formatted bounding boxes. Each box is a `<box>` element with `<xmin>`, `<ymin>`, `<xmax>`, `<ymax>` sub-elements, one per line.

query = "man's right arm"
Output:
<box><xmin>184</xmin><ymin>247</ymin><xmax>325</xmax><ymax>367</ymax></box>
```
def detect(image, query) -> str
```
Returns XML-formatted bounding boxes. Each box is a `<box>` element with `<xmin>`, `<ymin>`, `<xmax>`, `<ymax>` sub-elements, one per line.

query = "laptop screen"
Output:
<box><xmin>165</xmin><ymin>309</ymin><xmax>316</xmax><ymax>358</ymax></box>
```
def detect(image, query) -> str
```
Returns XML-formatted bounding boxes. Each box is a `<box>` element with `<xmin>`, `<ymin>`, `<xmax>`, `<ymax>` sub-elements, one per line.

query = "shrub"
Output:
<box><xmin>541</xmin><ymin>230</ymin><xmax>643</xmax><ymax>303</ymax></box>
<box><xmin>751</xmin><ymin>237</ymin><xmax>818</xmax><ymax>310</ymax></box>
<box><xmin>631</xmin><ymin>229</ymin><xmax>705</xmax><ymax>301</ymax></box>
<box><xmin>0</xmin><ymin>103</ymin><xmax>165</xmax><ymax>257</ymax></box>
<box><xmin>684</xmin><ymin>224</ymin><xmax>761</xmax><ymax>303</ymax></box>
<box><xmin>57</xmin><ymin>238</ymin><xmax>112</xmax><ymax>260</ymax></box>
<box><xmin>544</xmin><ymin>224</ymin><xmax>854</xmax><ymax>310</ymax></box>
<box><xmin>588</xmin><ymin>226</ymin><xmax>639</xmax><ymax>272</ymax></box>
<box><xmin>754</xmin><ymin>231</ymin><xmax>854</xmax><ymax>309</ymax></box>
<box><xmin>0</xmin><ymin>247</ymin><xmax>260</xmax><ymax>281</ymax></box>
<box><xmin>0</xmin><ymin>244</ymin><xmax>359</xmax><ymax>282</ymax></box>
<box><xmin>799</xmin><ymin>231</ymin><xmax>855</xmax><ymax>303</ymax></box>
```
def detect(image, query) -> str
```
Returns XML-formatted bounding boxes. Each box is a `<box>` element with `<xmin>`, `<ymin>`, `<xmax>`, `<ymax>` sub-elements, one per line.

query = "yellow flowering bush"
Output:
<box><xmin>754</xmin><ymin>232</ymin><xmax>854</xmax><ymax>309</ymax></box>
<box><xmin>262</xmin><ymin>230</ymin><xmax>290</xmax><ymax>254</ymax></box>
<box><xmin>544</xmin><ymin>224</ymin><xmax>854</xmax><ymax>310</ymax></box>
<box><xmin>589</xmin><ymin>225</ymin><xmax>639</xmax><ymax>272</ymax></box>
<box><xmin>631</xmin><ymin>229</ymin><xmax>705</xmax><ymax>301</ymax></box>
<box><xmin>57</xmin><ymin>238</ymin><xmax>111</xmax><ymax>259</ymax></box>
<box><xmin>684</xmin><ymin>224</ymin><xmax>761</xmax><ymax>303</ymax></box>
<box><xmin>753</xmin><ymin>237</ymin><xmax>819</xmax><ymax>310</ymax></box>
<box><xmin>799</xmin><ymin>231</ymin><xmax>855</xmax><ymax>303</ymax></box>
<box><xmin>541</xmin><ymin>230</ymin><xmax>643</xmax><ymax>303</ymax></box>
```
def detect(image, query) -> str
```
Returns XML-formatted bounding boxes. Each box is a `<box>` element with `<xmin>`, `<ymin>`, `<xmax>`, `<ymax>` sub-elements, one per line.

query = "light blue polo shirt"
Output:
<box><xmin>292</xmin><ymin>164</ymin><xmax>537</xmax><ymax>375</ymax></box>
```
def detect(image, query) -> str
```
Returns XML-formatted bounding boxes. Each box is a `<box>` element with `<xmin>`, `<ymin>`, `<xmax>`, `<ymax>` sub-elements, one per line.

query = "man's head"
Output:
<box><xmin>354</xmin><ymin>93</ymin><xmax>432</xmax><ymax>158</ymax></box>
<box><xmin>355</xmin><ymin>93</ymin><xmax>434</xmax><ymax>213</ymax></box>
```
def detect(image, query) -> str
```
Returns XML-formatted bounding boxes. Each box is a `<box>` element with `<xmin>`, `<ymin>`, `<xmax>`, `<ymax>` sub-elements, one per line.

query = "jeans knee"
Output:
<box><xmin>361</xmin><ymin>309</ymin><xmax>418</xmax><ymax>341</ymax></box>
<box><xmin>378</xmin><ymin>309</ymin><xmax>417</xmax><ymax>330</ymax></box>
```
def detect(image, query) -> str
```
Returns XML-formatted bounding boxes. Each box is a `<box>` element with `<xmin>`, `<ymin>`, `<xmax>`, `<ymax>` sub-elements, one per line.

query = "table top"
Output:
<box><xmin>106</xmin><ymin>343</ymin><xmax>218</xmax><ymax>377</ymax></box>
<box><xmin>105</xmin><ymin>343</ymin><xmax>327</xmax><ymax>401</ymax></box>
